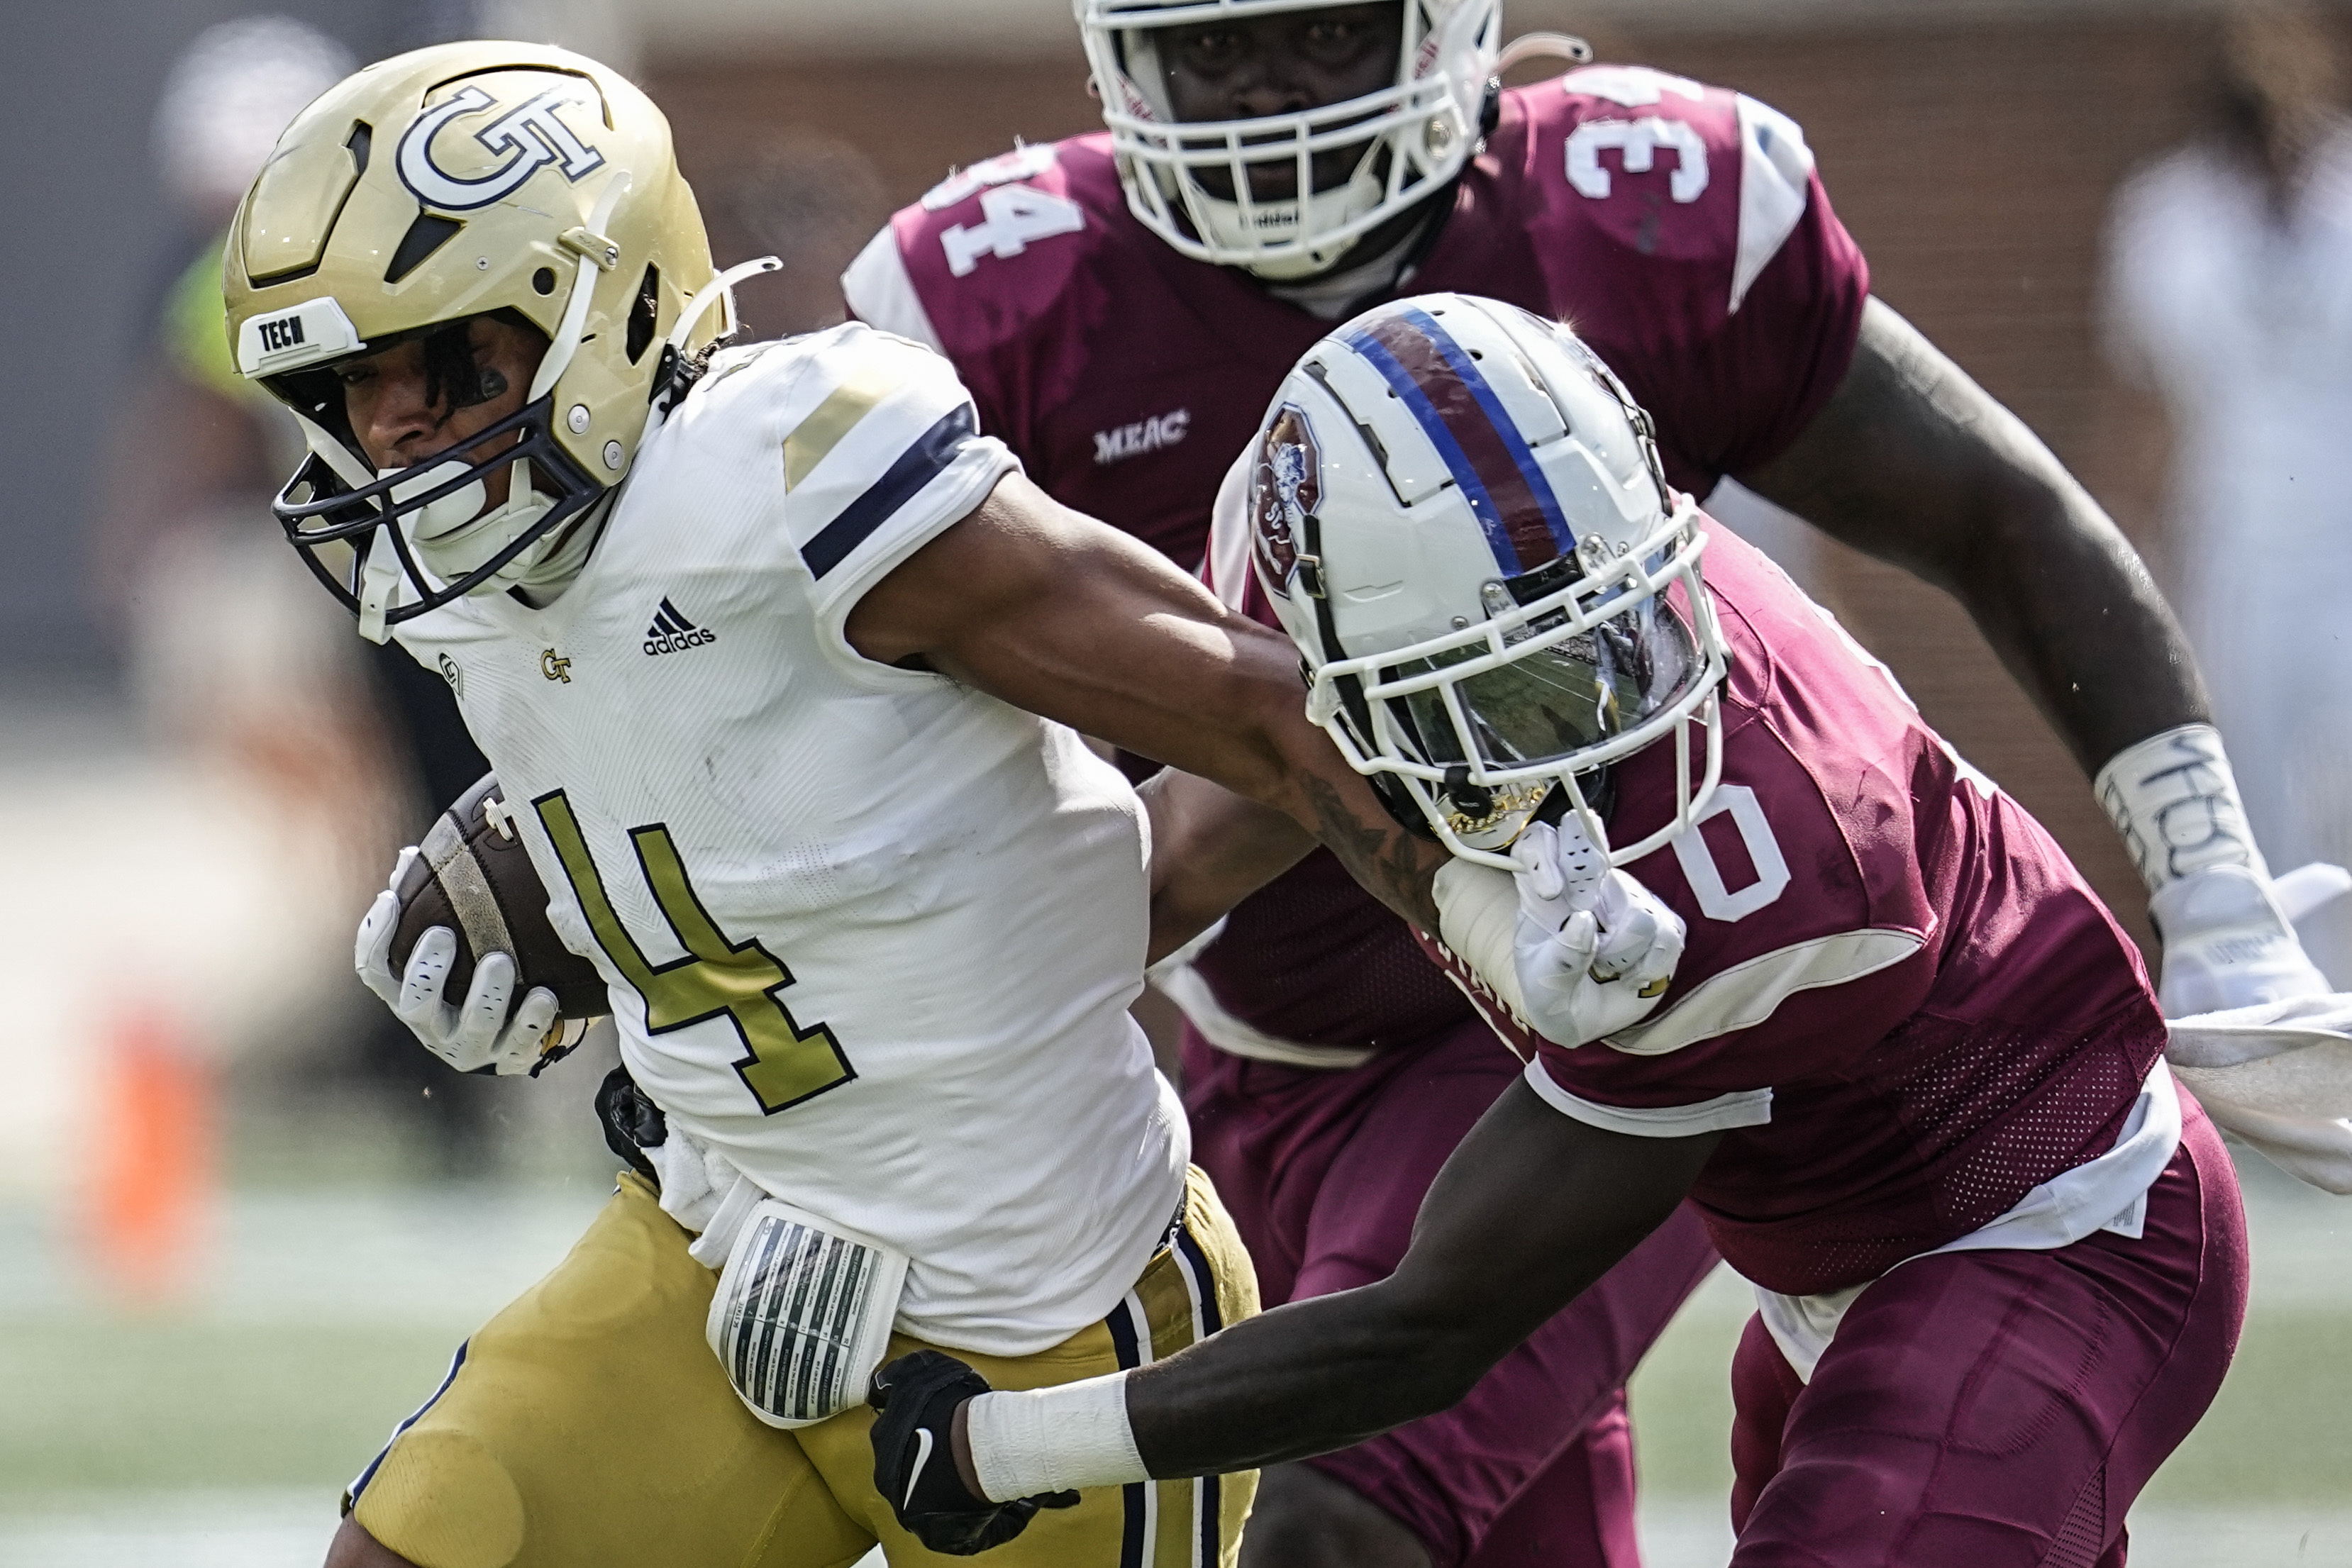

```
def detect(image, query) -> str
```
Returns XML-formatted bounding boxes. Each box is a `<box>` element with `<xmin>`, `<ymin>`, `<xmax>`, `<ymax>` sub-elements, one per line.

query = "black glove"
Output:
<box><xmin>594</xmin><ymin>1066</ymin><xmax>665</xmax><ymax>1181</ymax></box>
<box><xmin>870</xmin><ymin>1350</ymin><xmax>1079</xmax><ymax>1555</ymax></box>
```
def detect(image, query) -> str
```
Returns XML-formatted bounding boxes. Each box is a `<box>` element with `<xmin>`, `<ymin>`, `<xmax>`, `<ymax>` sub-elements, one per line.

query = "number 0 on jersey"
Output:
<box><xmin>535</xmin><ymin>791</ymin><xmax>855</xmax><ymax>1114</ymax></box>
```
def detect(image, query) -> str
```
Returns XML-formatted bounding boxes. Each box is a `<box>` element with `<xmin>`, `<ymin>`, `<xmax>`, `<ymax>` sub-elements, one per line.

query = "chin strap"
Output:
<box><xmin>371</xmin><ymin>176</ymin><xmax>645</xmax><ymax>611</ymax></box>
<box><xmin>670</xmin><ymin>255</ymin><xmax>782</xmax><ymax>356</ymax></box>
<box><xmin>1493</xmin><ymin>31</ymin><xmax>1592</xmax><ymax>74</ymax></box>
<box><xmin>499</xmin><ymin>168</ymin><xmax>639</xmax><ymax>530</ymax></box>
<box><xmin>356</xmin><ymin>531</ymin><xmax>404</xmax><ymax>644</ymax></box>
<box><xmin>531</xmin><ymin>170</ymin><xmax>634</xmax><ymax>404</ymax></box>
<box><xmin>639</xmin><ymin>255</ymin><xmax>783</xmax><ymax>447</ymax></box>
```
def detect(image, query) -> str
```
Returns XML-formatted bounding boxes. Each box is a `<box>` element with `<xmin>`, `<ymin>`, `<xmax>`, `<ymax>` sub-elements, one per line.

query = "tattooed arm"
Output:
<box><xmin>1134</xmin><ymin>766</ymin><xmax>1450</xmax><ymax>963</ymax></box>
<box><xmin>845</xmin><ymin>470</ymin><xmax>1447</xmax><ymax>933</ymax></box>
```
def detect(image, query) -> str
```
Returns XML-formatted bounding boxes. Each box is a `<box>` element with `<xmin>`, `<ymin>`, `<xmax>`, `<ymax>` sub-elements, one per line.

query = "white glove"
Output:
<box><xmin>355</xmin><ymin>846</ymin><xmax>563</xmax><ymax>1075</ymax></box>
<box><xmin>2149</xmin><ymin>861</ymin><xmax>2348</xmax><ymax>1019</ymax></box>
<box><xmin>2164</xmin><ymin>993</ymin><xmax>2352</xmax><ymax>1194</ymax></box>
<box><xmin>1507</xmin><ymin>818</ymin><xmax>1686</xmax><ymax>1047</ymax></box>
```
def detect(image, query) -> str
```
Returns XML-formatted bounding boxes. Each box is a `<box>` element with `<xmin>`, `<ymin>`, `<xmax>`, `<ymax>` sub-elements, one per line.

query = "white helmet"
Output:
<box><xmin>1248</xmin><ymin>294</ymin><xmax>1730</xmax><ymax>868</ymax></box>
<box><xmin>1076</xmin><ymin>0</ymin><xmax>1499</xmax><ymax>279</ymax></box>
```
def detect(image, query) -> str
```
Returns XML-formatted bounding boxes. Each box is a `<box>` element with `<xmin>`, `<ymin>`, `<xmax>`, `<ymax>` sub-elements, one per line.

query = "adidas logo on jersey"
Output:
<box><xmin>1093</xmin><ymin>408</ymin><xmax>1190</xmax><ymax>466</ymax></box>
<box><xmin>643</xmin><ymin>598</ymin><xmax>717</xmax><ymax>656</ymax></box>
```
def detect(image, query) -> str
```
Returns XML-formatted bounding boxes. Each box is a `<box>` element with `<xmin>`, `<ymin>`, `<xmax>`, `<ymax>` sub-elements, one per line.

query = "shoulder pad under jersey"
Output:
<box><xmin>844</xmin><ymin>134</ymin><xmax>1138</xmax><ymax>357</ymax></box>
<box><xmin>1507</xmin><ymin>64</ymin><xmax>1821</xmax><ymax>316</ymax></box>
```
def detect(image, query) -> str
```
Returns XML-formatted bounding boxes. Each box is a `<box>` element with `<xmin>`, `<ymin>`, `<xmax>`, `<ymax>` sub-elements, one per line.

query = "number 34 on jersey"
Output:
<box><xmin>924</xmin><ymin>147</ymin><xmax>1087</xmax><ymax>278</ymax></box>
<box><xmin>534</xmin><ymin>790</ymin><xmax>855</xmax><ymax>1114</ymax></box>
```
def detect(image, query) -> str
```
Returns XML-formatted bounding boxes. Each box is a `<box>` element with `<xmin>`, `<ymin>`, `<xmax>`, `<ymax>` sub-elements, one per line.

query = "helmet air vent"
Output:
<box><xmin>384</xmin><ymin>211</ymin><xmax>463</xmax><ymax>284</ymax></box>
<box><xmin>1504</xmin><ymin>550</ymin><xmax>1584</xmax><ymax>607</ymax></box>
<box><xmin>243</xmin><ymin>113</ymin><xmax>372</xmax><ymax>285</ymax></box>
<box><xmin>625</xmin><ymin>264</ymin><xmax>660</xmax><ymax>364</ymax></box>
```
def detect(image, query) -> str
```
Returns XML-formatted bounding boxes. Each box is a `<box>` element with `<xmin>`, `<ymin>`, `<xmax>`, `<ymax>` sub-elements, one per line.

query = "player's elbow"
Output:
<box><xmin>1962</xmin><ymin>447</ymin><xmax>2085</xmax><ymax>545</ymax></box>
<box><xmin>1363</xmin><ymin>1294</ymin><xmax>1512</xmax><ymax>1424</ymax></box>
<box><xmin>1940</xmin><ymin>460</ymin><xmax>2124</xmax><ymax>627</ymax></box>
<box><xmin>1214</xmin><ymin>662</ymin><xmax>1321</xmax><ymax>809</ymax></box>
<box><xmin>1394</xmin><ymin>1334</ymin><xmax>1495</xmax><ymax>1420</ymax></box>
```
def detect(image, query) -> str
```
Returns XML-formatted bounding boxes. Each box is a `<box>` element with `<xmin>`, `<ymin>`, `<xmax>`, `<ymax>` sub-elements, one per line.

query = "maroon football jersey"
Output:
<box><xmin>1404</xmin><ymin>524</ymin><xmax>2165</xmax><ymax>1297</ymax></box>
<box><xmin>848</xmin><ymin>65</ymin><xmax>1870</xmax><ymax>1058</ymax></box>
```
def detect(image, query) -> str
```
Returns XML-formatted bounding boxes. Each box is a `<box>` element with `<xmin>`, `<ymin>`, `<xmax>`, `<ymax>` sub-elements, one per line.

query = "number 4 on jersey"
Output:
<box><xmin>534</xmin><ymin>791</ymin><xmax>853</xmax><ymax>1114</ymax></box>
<box><xmin>941</xmin><ymin>184</ymin><xmax>1085</xmax><ymax>277</ymax></box>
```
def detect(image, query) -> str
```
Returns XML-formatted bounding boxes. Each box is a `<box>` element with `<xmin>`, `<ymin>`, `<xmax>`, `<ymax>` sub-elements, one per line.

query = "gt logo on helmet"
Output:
<box><xmin>1251</xmin><ymin>404</ymin><xmax>1321</xmax><ymax>600</ymax></box>
<box><xmin>396</xmin><ymin>82</ymin><xmax>606</xmax><ymax>212</ymax></box>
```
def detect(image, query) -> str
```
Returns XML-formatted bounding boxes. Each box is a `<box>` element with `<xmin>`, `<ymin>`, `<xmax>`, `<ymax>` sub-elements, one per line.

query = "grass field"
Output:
<box><xmin>1</xmin><ymin>1143</ymin><xmax>2345</xmax><ymax>1567</ymax></box>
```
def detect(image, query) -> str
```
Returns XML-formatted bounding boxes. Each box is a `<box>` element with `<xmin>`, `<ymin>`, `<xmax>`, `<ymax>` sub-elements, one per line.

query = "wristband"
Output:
<box><xmin>966</xmin><ymin>1372</ymin><xmax>1146</xmax><ymax>1502</ymax></box>
<box><xmin>2093</xmin><ymin>723</ymin><xmax>2269</xmax><ymax>894</ymax></box>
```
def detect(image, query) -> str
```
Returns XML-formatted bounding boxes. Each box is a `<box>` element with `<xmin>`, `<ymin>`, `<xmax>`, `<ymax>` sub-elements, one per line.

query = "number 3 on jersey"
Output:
<box><xmin>534</xmin><ymin>791</ymin><xmax>854</xmax><ymax>1114</ymax></box>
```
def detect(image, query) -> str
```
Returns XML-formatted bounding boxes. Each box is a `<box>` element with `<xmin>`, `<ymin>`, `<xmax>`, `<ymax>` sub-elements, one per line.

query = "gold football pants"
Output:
<box><xmin>346</xmin><ymin>1167</ymin><xmax>1256</xmax><ymax>1568</ymax></box>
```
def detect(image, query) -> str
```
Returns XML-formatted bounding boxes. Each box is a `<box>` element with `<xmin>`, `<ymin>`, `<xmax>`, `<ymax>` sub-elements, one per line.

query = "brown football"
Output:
<box><xmin>390</xmin><ymin>772</ymin><xmax>608</xmax><ymax>1020</ymax></box>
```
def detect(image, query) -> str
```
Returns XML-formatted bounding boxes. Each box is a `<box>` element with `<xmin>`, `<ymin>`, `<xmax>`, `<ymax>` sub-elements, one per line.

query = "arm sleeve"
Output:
<box><xmin>778</xmin><ymin>323</ymin><xmax>1020</xmax><ymax>654</ymax></box>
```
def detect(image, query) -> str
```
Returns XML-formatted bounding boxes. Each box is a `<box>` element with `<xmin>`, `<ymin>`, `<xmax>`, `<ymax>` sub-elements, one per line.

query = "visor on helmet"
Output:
<box><xmin>1306</xmin><ymin>492</ymin><xmax>1729</xmax><ymax>871</ymax></box>
<box><xmin>1389</xmin><ymin>592</ymin><xmax>1702</xmax><ymax>774</ymax></box>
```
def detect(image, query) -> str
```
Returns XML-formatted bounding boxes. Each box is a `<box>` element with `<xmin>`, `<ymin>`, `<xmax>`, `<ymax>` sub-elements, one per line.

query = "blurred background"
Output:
<box><xmin>2</xmin><ymin>0</ymin><xmax>2349</xmax><ymax>1562</ymax></box>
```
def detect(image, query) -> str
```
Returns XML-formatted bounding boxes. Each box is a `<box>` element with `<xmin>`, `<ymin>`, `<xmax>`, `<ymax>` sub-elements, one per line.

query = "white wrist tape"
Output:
<box><xmin>966</xmin><ymin>1372</ymin><xmax>1146</xmax><ymax>1503</ymax></box>
<box><xmin>2094</xmin><ymin>723</ymin><xmax>2269</xmax><ymax>894</ymax></box>
<box><xmin>1433</xmin><ymin>858</ymin><xmax>1531</xmax><ymax>1023</ymax></box>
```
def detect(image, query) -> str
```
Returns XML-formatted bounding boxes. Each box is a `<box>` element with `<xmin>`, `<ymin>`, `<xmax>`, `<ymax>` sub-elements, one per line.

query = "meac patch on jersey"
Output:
<box><xmin>388</xmin><ymin>323</ymin><xmax>1189</xmax><ymax>1357</ymax></box>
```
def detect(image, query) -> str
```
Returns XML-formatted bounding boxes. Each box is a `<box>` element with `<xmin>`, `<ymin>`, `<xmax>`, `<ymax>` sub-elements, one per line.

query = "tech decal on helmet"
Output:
<box><xmin>1249</xmin><ymin>293</ymin><xmax>1731</xmax><ymax>869</ymax></box>
<box><xmin>223</xmin><ymin>42</ymin><xmax>777</xmax><ymax>640</ymax></box>
<box><xmin>1076</xmin><ymin>0</ymin><xmax>1501</xmax><ymax>279</ymax></box>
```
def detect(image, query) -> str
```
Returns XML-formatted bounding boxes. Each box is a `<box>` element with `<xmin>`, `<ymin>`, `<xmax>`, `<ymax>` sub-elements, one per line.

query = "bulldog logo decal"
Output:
<box><xmin>1251</xmin><ymin>404</ymin><xmax>1321</xmax><ymax>599</ymax></box>
<box><xmin>397</xmin><ymin>82</ymin><xmax>606</xmax><ymax>212</ymax></box>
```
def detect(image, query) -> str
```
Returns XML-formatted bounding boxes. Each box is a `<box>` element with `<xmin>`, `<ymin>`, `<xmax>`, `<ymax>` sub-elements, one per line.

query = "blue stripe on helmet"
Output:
<box><xmin>1341</xmin><ymin>328</ymin><xmax>1521</xmax><ymax>574</ymax></box>
<box><xmin>1397</xmin><ymin>305</ymin><xmax>1575</xmax><ymax>560</ymax></box>
<box><xmin>1341</xmin><ymin>307</ymin><xmax>1577</xmax><ymax>576</ymax></box>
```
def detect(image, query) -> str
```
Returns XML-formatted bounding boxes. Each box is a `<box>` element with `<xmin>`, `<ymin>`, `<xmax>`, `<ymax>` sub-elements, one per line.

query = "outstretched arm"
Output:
<box><xmin>1744</xmin><ymin>301</ymin><xmax>2349</xmax><ymax>1015</ymax></box>
<box><xmin>1137</xmin><ymin>769</ymin><xmax>1319</xmax><ymax>963</ymax></box>
<box><xmin>845</xmin><ymin>471</ymin><xmax>1445</xmax><ymax>933</ymax></box>
<box><xmin>1126</xmin><ymin>1083</ymin><xmax>1714</xmax><ymax>1474</ymax></box>
<box><xmin>909</xmin><ymin>1079</ymin><xmax>1715</xmax><ymax>1512</ymax></box>
<box><xmin>1741</xmin><ymin>296</ymin><xmax>2205</xmax><ymax>774</ymax></box>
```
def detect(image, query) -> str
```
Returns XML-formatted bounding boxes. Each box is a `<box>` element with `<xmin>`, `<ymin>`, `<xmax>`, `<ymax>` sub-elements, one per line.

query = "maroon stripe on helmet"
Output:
<box><xmin>1358</xmin><ymin>313</ymin><xmax>1560</xmax><ymax>573</ymax></box>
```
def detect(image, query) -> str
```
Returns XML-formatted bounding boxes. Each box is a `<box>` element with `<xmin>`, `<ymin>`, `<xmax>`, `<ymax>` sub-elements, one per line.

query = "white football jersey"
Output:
<box><xmin>393</xmin><ymin>322</ymin><xmax>1185</xmax><ymax>1355</ymax></box>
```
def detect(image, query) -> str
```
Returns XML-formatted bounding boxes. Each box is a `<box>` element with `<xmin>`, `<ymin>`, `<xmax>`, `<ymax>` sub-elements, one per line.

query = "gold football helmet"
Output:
<box><xmin>223</xmin><ymin>41</ymin><xmax>764</xmax><ymax>639</ymax></box>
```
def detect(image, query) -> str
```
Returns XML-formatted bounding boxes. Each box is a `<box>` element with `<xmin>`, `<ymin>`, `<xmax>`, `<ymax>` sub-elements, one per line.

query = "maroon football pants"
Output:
<box><xmin>1726</xmin><ymin>1089</ymin><xmax>2248</xmax><ymax>1567</ymax></box>
<box><xmin>1183</xmin><ymin>1018</ymin><xmax>1722</xmax><ymax>1568</ymax></box>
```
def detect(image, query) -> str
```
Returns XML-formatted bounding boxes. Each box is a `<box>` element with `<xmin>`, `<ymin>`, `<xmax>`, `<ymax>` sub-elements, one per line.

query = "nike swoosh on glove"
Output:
<box><xmin>2150</xmin><ymin>862</ymin><xmax>2348</xmax><ymax>1018</ymax></box>
<box><xmin>1509</xmin><ymin>818</ymin><xmax>1686</xmax><ymax>1047</ymax></box>
<box><xmin>355</xmin><ymin>846</ymin><xmax>564</xmax><ymax>1075</ymax></box>
<box><xmin>870</xmin><ymin>1350</ymin><xmax>1077</xmax><ymax>1555</ymax></box>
